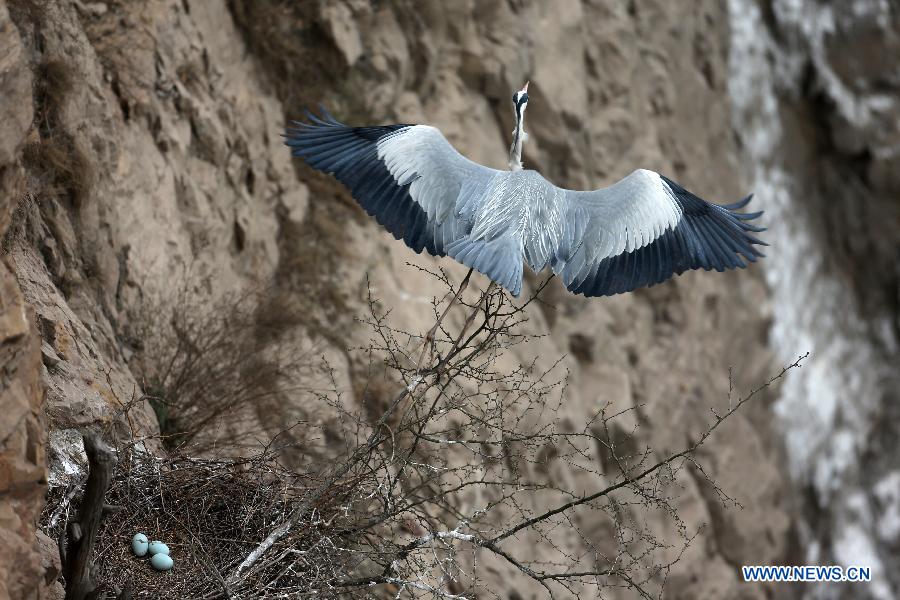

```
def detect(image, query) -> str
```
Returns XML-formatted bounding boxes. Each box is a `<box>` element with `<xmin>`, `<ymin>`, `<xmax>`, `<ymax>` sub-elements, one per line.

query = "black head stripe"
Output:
<box><xmin>514</xmin><ymin>93</ymin><xmax>528</xmax><ymax>122</ymax></box>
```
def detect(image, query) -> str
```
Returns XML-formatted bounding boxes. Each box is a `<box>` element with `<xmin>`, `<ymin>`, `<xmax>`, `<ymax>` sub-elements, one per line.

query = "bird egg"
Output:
<box><xmin>147</xmin><ymin>541</ymin><xmax>170</xmax><ymax>556</ymax></box>
<box><xmin>131</xmin><ymin>533</ymin><xmax>149</xmax><ymax>557</ymax></box>
<box><xmin>150</xmin><ymin>553</ymin><xmax>174</xmax><ymax>571</ymax></box>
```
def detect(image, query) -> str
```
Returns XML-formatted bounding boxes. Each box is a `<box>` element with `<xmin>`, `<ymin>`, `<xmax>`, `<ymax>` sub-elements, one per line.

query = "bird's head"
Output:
<box><xmin>512</xmin><ymin>81</ymin><xmax>529</xmax><ymax>126</ymax></box>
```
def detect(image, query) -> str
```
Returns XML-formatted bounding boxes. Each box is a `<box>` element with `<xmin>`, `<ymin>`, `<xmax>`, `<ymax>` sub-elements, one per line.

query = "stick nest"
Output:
<box><xmin>41</xmin><ymin>446</ymin><xmax>362</xmax><ymax>599</ymax></box>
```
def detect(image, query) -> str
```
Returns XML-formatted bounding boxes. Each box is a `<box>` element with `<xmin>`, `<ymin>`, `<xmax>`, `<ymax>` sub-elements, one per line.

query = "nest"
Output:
<box><xmin>41</xmin><ymin>446</ymin><xmax>365</xmax><ymax>599</ymax></box>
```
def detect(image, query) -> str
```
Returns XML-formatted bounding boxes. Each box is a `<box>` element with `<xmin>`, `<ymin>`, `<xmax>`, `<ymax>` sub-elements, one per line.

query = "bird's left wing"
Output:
<box><xmin>285</xmin><ymin>111</ymin><xmax>502</xmax><ymax>259</ymax></box>
<box><xmin>545</xmin><ymin>169</ymin><xmax>766</xmax><ymax>297</ymax></box>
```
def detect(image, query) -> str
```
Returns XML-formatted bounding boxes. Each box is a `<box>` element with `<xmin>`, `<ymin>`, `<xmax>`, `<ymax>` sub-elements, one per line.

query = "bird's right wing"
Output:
<box><xmin>286</xmin><ymin>112</ymin><xmax>524</xmax><ymax>293</ymax></box>
<box><xmin>285</xmin><ymin>112</ymin><xmax>501</xmax><ymax>254</ymax></box>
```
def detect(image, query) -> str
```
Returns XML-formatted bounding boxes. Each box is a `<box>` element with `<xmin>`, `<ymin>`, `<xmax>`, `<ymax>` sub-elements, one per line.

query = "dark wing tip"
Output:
<box><xmin>568</xmin><ymin>181</ymin><xmax>768</xmax><ymax>298</ymax></box>
<box><xmin>283</xmin><ymin>107</ymin><xmax>344</xmax><ymax>137</ymax></box>
<box><xmin>722</xmin><ymin>193</ymin><xmax>754</xmax><ymax>210</ymax></box>
<box><xmin>283</xmin><ymin>112</ymin><xmax>446</xmax><ymax>261</ymax></box>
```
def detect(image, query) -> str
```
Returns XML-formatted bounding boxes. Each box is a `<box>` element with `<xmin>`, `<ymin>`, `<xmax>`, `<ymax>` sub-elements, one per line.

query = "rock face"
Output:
<box><xmin>729</xmin><ymin>1</ymin><xmax>900</xmax><ymax>598</ymax></box>
<box><xmin>0</xmin><ymin>2</ymin><xmax>51</xmax><ymax>598</ymax></box>
<box><xmin>14</xmin><ymin>0</ymin><xmax>897</xmax><ymax>597</ymax></box>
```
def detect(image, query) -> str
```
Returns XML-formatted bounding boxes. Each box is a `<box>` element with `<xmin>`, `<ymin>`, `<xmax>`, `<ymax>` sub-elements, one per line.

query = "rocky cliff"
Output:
<box><xmin>1</xmin><ymin>0</ymin><xmax>894</xmax><ymax>598</ymax></box>
<box><xmin>729</xmin><ymin>1</ymin><xmax>900</xmax><ymax>598</ymax></box>
<box><xmin>0</xmin><ymin>2</ymin><xmax>51</xmax><ymax>598</ymax></box>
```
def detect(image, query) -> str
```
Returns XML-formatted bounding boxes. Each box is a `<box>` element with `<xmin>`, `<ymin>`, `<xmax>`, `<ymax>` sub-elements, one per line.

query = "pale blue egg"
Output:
<box><xmin>131</xmin><ymin>533</ymin><xmax>149</xmax><ymax>557</ymax></box>
<box><xmin>150</xmin><ymin>552</ymin><xmax>174</xmax><ymax>571</ymax></box>
<box><xmin>147</xmin><ymin>541</ymin><xmax>170</xmax><ymax>556</ymax></box>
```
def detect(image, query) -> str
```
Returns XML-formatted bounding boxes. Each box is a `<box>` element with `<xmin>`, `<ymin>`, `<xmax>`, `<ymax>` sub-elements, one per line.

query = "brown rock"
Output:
<box><xmin>0</xmin><ymin>0</ymin><xmax>31</xmax><ymax>167</ymax></box>
<box><xmin>0</xmin><ymin>2</ymin><xmax>48</xmax><ymax>599</ymax></box>
<box><xmin>35</xmin><ymin>530</ymin><xmax>64</xmax><ymax>600</ymax></box>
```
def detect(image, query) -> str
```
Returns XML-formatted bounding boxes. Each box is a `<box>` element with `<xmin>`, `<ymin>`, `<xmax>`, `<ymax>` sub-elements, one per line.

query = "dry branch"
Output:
<box><xmin>63</xmin><ymin>434</ymin><xmax>116</xmax><ymax>600</ymax></box>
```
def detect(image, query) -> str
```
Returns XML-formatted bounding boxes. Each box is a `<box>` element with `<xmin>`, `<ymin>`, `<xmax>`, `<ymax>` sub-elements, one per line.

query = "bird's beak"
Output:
<box><xmin>520</xmin><ymin>81</ymin><xmax>530</xmax><ymax>93</ymax></box>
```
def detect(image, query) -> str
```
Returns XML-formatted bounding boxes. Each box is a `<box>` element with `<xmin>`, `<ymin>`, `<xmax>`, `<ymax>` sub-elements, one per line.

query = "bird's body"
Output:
<box><xmin>286</xmin><ymin>85</ymin><xmax>765</xmax><ymax>298</ymax></box>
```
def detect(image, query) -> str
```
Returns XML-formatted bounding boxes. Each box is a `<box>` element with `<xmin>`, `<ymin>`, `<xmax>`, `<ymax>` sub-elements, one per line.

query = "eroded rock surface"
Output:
<box><xmin>0</xmin><ymin>2</ymin><xmax>49</xmax><ymax>598</ymax></box>
<box><xmin>729</xmin><ymin>1</ymin><xmax>900</xmax><ymax>598</ymax></box>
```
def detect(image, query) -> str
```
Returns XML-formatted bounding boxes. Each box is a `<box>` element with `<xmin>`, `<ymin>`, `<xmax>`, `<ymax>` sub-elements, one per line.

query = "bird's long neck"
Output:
<box><xmin>508</xmin><ymin>111</ymin><xmax>526</xmax><ymax>171</ymax></box>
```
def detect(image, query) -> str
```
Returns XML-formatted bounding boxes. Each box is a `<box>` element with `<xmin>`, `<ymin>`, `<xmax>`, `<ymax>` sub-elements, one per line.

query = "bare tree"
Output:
<box><xmin>42</xmin><ymin>267</ymin><xmax>805</xmax><ymax>599</ymax></box>
<box><xmin>221</xmin><ymin>269</ymin><xmax>806</xmax><ymax>599</ymax></box>
<box><xmin>128</xmin><ymin>279</ymin><xmax>320</xmax><ymax>453</ymax></box>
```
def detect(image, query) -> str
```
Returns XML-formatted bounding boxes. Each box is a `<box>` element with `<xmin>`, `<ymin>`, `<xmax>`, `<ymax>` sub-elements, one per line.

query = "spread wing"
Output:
<box><xmin>286</xmin><ymin>110</ymin><xmax>766</xmax><ymax>299</ymax></box>
<box><xmin>285</xmin><ymin>111</ymin><xmax>526</xmax><ymax>294</ymax></box>
<box><xmin>547</xmin><ymin>169</ymin><xmax>766</xmax><ymax>297</ymax></box>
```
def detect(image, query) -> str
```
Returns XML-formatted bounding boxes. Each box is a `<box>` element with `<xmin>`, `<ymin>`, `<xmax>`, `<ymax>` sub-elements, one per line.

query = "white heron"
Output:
<box><xmin>285</xmin><ymin>82</ymin><xmax>765</xmax><ymax>298</ymax></box>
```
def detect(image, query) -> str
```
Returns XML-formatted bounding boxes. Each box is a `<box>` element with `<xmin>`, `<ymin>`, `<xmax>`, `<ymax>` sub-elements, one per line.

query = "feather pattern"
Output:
<box><xmin>285</xmin><ymin>111</ymin><xmax>766</xmax><ymax>298</ymax></box>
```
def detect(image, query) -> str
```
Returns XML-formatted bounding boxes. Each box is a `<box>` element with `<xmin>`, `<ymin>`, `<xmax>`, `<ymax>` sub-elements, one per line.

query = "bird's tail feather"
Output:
<box><xmin>446</xmin><ymin>236</ymin><xmax>523</xmax><ymax>297</ymax></box>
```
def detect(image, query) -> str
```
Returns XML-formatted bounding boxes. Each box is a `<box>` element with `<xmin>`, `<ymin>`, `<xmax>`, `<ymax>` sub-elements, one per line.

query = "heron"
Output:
<box><xmin>285</xmin><ymin>82</ymin><xmax>765</xmax><ymax>298</ymax></box>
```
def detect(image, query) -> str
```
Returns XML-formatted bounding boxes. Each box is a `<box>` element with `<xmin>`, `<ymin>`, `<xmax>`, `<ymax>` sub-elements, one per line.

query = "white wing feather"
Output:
<box><xmin>378</xmin><ymin>126</ymin><xmax>501</xmax><ymax>224</ymax></box>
